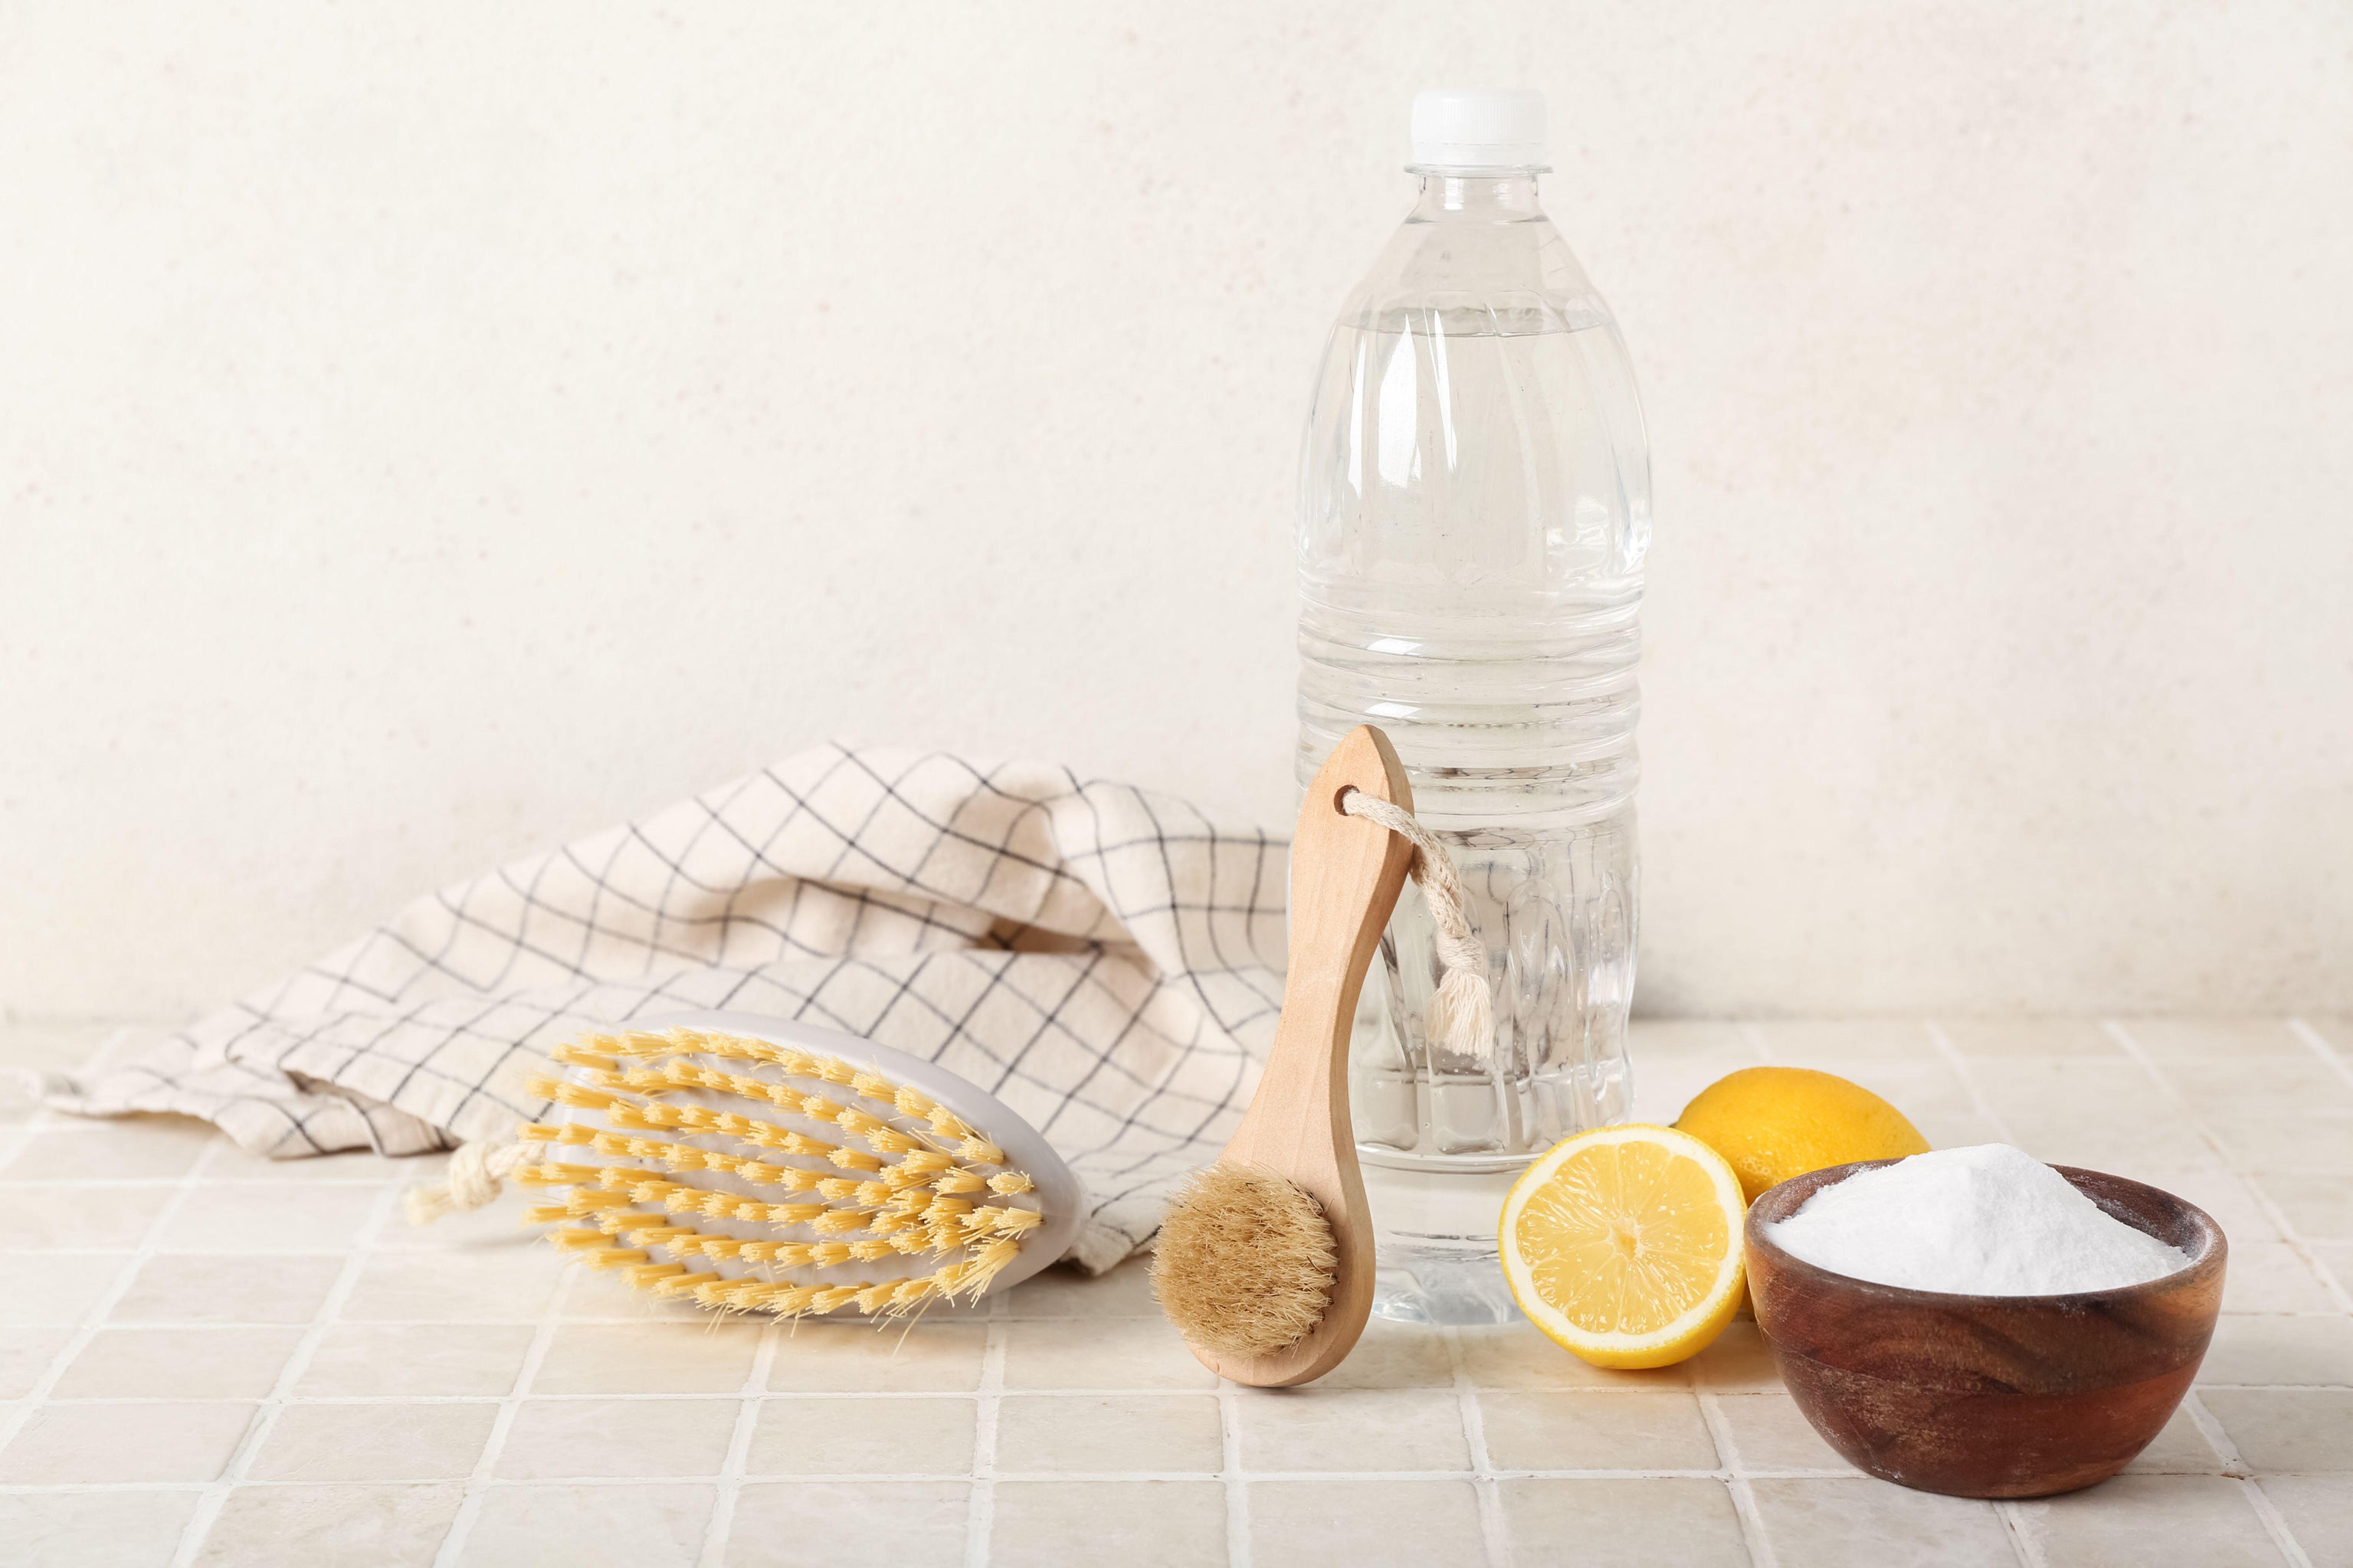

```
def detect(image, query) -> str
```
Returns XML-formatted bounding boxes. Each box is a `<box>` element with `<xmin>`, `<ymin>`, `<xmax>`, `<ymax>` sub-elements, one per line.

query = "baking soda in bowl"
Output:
<box><xmin>1762</xmin><ymin>1144</ymin><xmax>2192</xmax><ymax>1295</ymax></box>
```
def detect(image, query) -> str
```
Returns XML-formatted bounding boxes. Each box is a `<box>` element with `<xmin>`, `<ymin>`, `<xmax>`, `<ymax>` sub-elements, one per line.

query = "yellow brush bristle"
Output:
<box><xmin>625</xmin><ymin>1262</ymin><xmax>686</xmax><ymax>1288</ymax></box>
<box><xmin>587</xmin><ymin>1248</ymin><xmax>648</xmax><ymax>1269</ymax></box>
<box><xmin>522</xmin><ymin>1028</ymin><xmax>1050</xmax><ymax>1319</ymax></box>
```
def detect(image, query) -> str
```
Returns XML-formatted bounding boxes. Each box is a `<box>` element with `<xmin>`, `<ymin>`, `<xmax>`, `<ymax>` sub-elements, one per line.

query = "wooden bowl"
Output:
<box><xmin>1745</xmin><ymin>1160</ymin><xmax>2226</xmax><ymax>1498</ymax></box>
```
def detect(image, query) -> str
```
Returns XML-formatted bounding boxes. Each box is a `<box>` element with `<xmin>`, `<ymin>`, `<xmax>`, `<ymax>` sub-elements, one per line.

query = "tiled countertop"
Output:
<box><xmin>2</xmin><ymin>1016</ymin><xmax>2348</xmax><ymax>1566</ymax></box>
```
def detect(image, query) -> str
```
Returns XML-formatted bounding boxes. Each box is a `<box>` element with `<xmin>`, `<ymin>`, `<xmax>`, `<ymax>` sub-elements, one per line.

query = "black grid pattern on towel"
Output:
<box><xmin>49</xmin><ymin>745</ymin><xmax>1291</xmax><ymax>1271</ymax></box>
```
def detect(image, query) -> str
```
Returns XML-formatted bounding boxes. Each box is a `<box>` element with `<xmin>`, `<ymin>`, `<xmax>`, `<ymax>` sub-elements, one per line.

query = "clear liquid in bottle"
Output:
<box><xmin>1296</xmin><ymin>90</ymin><xmax>1650</xmax><ymax>1324</ymax></box>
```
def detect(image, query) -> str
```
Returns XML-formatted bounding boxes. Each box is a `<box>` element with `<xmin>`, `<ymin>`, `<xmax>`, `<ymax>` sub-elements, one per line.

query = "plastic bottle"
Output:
<box><xmin>1296</xmin><ymin>89</ymin><xmax>1650</xmax><ymax>1323</ymax></box>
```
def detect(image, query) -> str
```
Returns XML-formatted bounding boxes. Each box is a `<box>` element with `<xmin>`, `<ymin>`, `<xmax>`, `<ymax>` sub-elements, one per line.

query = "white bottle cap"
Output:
<box><xmin>1409</xmin><ymin>88</ymin><xmax>1547</xmax><ymax>170</ymax></box>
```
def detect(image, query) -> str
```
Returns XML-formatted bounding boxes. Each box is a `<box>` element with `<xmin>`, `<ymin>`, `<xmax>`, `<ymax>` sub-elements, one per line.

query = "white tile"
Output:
<box><xmin>1236</xmin><ymin>1387</ymin><xmax>1468</xmax><ymax>1471</ymax></box>
<box><xmin>749</xmin><ymin>1396</ymin><xmax>975</xmax><ymax>1477</ymax></box>
<box><xmin>197</xmin><ymin>1483</ymin><xmax>461</xmax><ymax>1567</ymax></box>
<box><xmin>157</xmin><ymin>1182</ymin><xmax>382</xmax><ymax>1252</ymax></box>
<box><xmin>494</xmin><ymin>1396</ymin><xmax>739</xmax><ymax>1480</ymax></box>
<box><xmin>727</xmin><ymin>1481</ymin><xmax>965</xmax><ymax>1568</ymax></box>
<box><xmin>458</xmin><ymin>1483</ymin><xmax>714</xmax><ymax>1568</ymax></box>
<box><xmin>1479</xmin><ymin>1391</ymin><xmax>1719</xmax><ymax>1471</ymax></box>
<box><xmin>1938</xmin><ymin>1020</ymin><xmax>2121</xmax><ymax>1059</ymax></box>
<box><xmin>2200</xmin><ymin>1317</ymin><xmax>2353</xmax><ymax>1388</ymax></box>
<box><xmin>532</xmin><ymin>1320</ymin><xmax>762</xmax><ymax>1395</ymax></box>
<box><xmin>2223</xmin><ymin>1242</ymin><xmax>2342</xmax><ymax>1314</ymax></box>
<box><xmin>1312</xmin><ymin>1318</ymin><xmax>1453</xmax><ymax>1390</ymax></box>
<box><xmin>2207</xmin><ymin>1116</ymin><xmax>2353</xmax><ymax>1177</ymax></box>
<box><xmin>1501</xmin><ymin>1476</ymin><xmax>1751</xmax><ymax>1566</ymax></box>
<box><xmin>2252</xmin><ymin>1173</ymin><xmax>2353</xmax><ymax>1242</ymax></box>
<box><xmin>2168</xmin><ymin>1058</ymin><xmax>2353</xmax><ymax>1115</ymax></box>
<box><xmin>54</xmin><ymin>1325</ymin><xmax>302</xmax><ymax>1399</ymax></box>
<box><xmin>1683</xmin><ymin>1321</ymin><xmax>1784</xmax><ymax>1393</ymax></box>
<box><xmin>247</xmin><ymin>1401</ymin><xmax>496</xmax><ymax>1482</ymax></box>
<box><xmin>0</xmin><ymin>1400</ymin><xmax>256</xmax><ymax>1483</ymax></box>
<box><xmin>1001</xmin><ymin>1318</ymin><xmax>1216</xmax><ymax>1390</ymax></box>
<box><xmin>1750</xmin><ymin>1477</ymin><xmax>2014</xmax><ymax>1567</ymax></box>
<box><xmin>1751</xmin><ymin>1020</ymin><xmax>1940</xmax><ymax>1062</ymax></box>
<box><xmin>1708</xmin><ymin>1393</ymin><xmax>1859</xmax><ymax>1473</ymax></box>
<box><xmin>2257</xmin><ymin>1475</ymin><xmax>2353</xmax><ymax>1567</ymax></box>
<box><xmin>0</xmin><ymin>1183</ymin><xmax>172</xmax><ymax>1247</ymax></box>
<box><xmin>1003</xmin><ymin>1257</ymin><xmax>1162</xmax><ymax>1318</ymax></box>
<box><xmin>0</xmin><ymin>1252</ymin><xmax>129</xmax><ymax>1323</ymax></box>
<box><xmin>995</xmin><ymin>1393</ymin><xmax>1221</xmax><ymax>1474</ymax></box>
<box><xmin>0</xmin><ymin>1489</ymin><xmax>201</xmax><ymax>1567</ymax></box>
<box><xmin>1250</xmin><ymin>1478</ymin><xmax>1485</xmax><ymax>1566</ymax></box>
<box><xmin>991</xmin><ymin>1480</ymin><xmax>1227</xmax><ymax>1568</ymax></box>
<box><xmin>2123</xmin><ymin>1406</ymin><xmax>2226</xmax><ymax>1474</ymax></box>
<box><xmin>0</xmin><ymin>1323</ymin><xmax>76</xmax><ymax>1396</ymax></box>
<box><xmin>2014</xmin><ymin>1473</ymin><xmax>2289</xmax><ymax>1568</ymax></box>
<box><xmin>297</xmin><ymin>1322</ymin><xmax>536</xmax><ymax>1397</ymax></box>
<box><xmin>2201</xmin><ymin>1389</ymin><xmax>2353</xmax><ymax>1471</ymax></box>
<box><xmin>2125</xmin><ymin>1020</ymin><xmax>2312</xmax><ymax>1060</ymax></box>
<box><xmin>340</xmin><ymin>1248</ymin><xmax>560</xmax><ymax>1321</ymax></box>
<box><xmin>0</xmin><ymin>1119</ymin><xmax>215</xmax><ymax>1180</ymax></box>
<box><xmin>765</xmin><ymin>1323</ymin><xmax>986</xmax><ymax>1393</ymax></box>
<box><xmin>111</xmin><ymin>1253</ymin><xmax>342</xmax><ymax>1324</ymax></box>
<box><xmin>1459</xmin><ymin>1321</ymin><xmax>1687</xmax><ymax>1390</ymax></box>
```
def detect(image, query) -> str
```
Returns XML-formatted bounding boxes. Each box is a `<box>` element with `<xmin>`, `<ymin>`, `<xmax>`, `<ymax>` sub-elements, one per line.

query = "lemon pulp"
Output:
<box><xmin>1500</xmin><ymin>1124</ymin><xmax>1746</xmax><ymax>1369</ymax></box>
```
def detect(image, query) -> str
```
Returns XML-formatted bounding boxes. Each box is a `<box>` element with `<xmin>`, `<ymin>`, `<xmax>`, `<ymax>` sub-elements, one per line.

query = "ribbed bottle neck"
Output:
<box><xmin>1405</xmin><ymin>172</ymin><xmax>1547</xmax><ymax>221</ymax></box>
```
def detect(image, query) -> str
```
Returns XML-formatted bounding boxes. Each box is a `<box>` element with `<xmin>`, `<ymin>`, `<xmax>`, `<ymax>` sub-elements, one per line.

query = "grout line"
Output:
<box><xmin>167</xmin><ymin>1177</ymin><xmax>404</xmax><ymax>1567</ymax></box>
<box><xmin>0</xmin><ymin>1030</ymin><xmax>213</xmax><ymax>1459</ymax></box>
<box><xmin>1694</xmin><ymin>1392</ymin><xmax>1778</xmax><ymax>1568</ymax></box>
<box><xmin>1995</xmin><ymin>1501</ymin><xmax>2051</xmax><ymax>1568</ymax></box>
<box><xmin>25</xmin><ymin>1378</ymin><xmax>2351</xmax><ymax>1404</ymax></box>
<box><xmin>431</xmin><ymin>1253</ymin><xmax>579</xmax><ymax>1566</ymax></box>
<box><xmin>1217</xmin><ymin>1365</ymin><xmax>1250</xmax><ymax>1568</ymax></box>
<box><xmin>2286</xmin><ymin>1017</ymin><xmax>2353</xmax><ymax>1098</ymax></box>
<box><xmin>0</xmin><ymin>1465</ymin><xmax>1887</xmax><ymax>1494</ymax></box>
<box><xmin>2184</xmin><ymin>1391</ymin><xmax>2317</xmax><ymax>1568</ymax></box>
<box><xmin>1444</xmin><ymin>1327</ymin><xmax>1511</xmax><ymax>1568</ymax></box>
<box><xmin>2233</xmin><ymin>1477</ymin><xmax>2318</xmax><ymax>1568</ymax></box>
<box><xmin>696</xmin><ymin>1314</ymin><xmax>779</xmax><ymax>1568</ymax></box>
<box><xmin>2104</xmin><ymin>1021</ymin><xmax>2353</xmax><ymax>1316</ymax></box>
<box><xmin>2181</xmin><ymin>1389</ymin><xmax>2254</xmax><ymax>1480</ymax></box>
<box><xmin>962</xmin><ymin>1298</ymin><xmax>1007</xmax><ymax>1568</ymax></box>
<box><xmin>1925</xmin><ymin>1020</ymin><xmax>2020</xmax><ymax>1144</ymax></box>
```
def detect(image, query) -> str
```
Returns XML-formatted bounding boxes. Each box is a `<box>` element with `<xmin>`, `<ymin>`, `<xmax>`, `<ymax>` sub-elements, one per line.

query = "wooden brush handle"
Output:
<box><xmin>1211</xmin><ymin>725</ymin><xmax>1415</xmax><ymax>1386</ymax></box>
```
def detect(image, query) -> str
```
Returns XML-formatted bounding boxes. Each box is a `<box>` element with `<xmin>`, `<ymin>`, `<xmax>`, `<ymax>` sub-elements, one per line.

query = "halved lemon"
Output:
<box><xmin>1499</xmin><ymin>1124</ymin><xmax>1747</xmax><ymax>1369</ymax></box>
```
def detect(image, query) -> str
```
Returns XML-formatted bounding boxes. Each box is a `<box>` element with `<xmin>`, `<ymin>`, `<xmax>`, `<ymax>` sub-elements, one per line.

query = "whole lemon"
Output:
<box><xmin>1673</xmin><ymin>1066</ymin><xmax>1929</xmax><ymax>1204</ymax></box>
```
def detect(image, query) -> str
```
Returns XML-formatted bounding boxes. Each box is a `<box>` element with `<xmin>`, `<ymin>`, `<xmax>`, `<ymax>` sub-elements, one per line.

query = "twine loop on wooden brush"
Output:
<box><xmin>1337</xmin><ymin>788</ymin><xmax>1494</xmax><ymax>1062</ymax></box>
<box><xmin>404</xmin><ymin>1136</ymin><xmax>533</xmax><ymax>1226</ymax></box>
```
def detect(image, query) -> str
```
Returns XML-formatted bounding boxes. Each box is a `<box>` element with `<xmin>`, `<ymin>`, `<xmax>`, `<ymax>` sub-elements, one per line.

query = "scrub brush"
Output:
<box><xmin>1152</xmin><ymin>725</ymin><xmax>1417</xmax><ymax>1386</ymax></box>
<box><xmin>508</xmin><ymin>1010</ymin><xmax>1083</xmax><ymax>1318</ymax></box>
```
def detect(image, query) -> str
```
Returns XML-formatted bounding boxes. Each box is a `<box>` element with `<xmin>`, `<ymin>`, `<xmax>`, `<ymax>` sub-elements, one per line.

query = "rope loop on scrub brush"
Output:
<box><xmin>404</xmin><ymin>1137</ymin><xmax>534</xmax><ymax>1226</ymax></box>
<box><xmin>1338</xmin><ymin>788</ymin><xmax>1496</xmax><ymax>1064</ymax></box>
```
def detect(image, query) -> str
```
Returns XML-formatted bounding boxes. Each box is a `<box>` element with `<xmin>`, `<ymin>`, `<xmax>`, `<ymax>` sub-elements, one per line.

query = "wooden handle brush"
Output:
<box><xmin>1151</xmin><ymin>724</ymin><xmax>1415</xmax><ymax>1386</ymax></box>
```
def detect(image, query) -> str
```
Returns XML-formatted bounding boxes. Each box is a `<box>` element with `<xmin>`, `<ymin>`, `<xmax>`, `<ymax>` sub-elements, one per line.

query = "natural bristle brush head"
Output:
<box><xmin>517</xmin><ymin>1010</ymin><xmax>1081</xmax><ymax>1320</ymax></box>
<box><xmin>1155</xmin><ymin>724</ymin><xmax>1415</xmax><ymax>1387</ymax></box>
<box><xmin>1151</xmin><ymin>1163</ymin><xmax>1337</xmax><ymax>1360</ymax></box>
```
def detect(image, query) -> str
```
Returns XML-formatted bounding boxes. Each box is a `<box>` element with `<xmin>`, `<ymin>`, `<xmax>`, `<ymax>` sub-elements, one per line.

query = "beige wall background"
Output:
<box><xmin>4</xmin><ymin>2</ymin><xmax>2349</xmax><ymax>1021</ymax></box>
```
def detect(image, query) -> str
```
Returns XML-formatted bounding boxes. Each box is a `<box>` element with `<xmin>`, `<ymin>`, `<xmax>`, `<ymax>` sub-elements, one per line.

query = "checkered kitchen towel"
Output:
<box><xmin>43</xmin><ymin>746</ymin><xmax>1291</xmax><ymax>1271</ymax></box>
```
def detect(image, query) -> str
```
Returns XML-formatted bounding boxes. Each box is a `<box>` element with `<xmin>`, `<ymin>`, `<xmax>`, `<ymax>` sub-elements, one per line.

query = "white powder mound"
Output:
<box><xmin>1763</xmin><ymin>1144</ymin><xmax>2192</xmax><ymax>1296</ymax></box>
